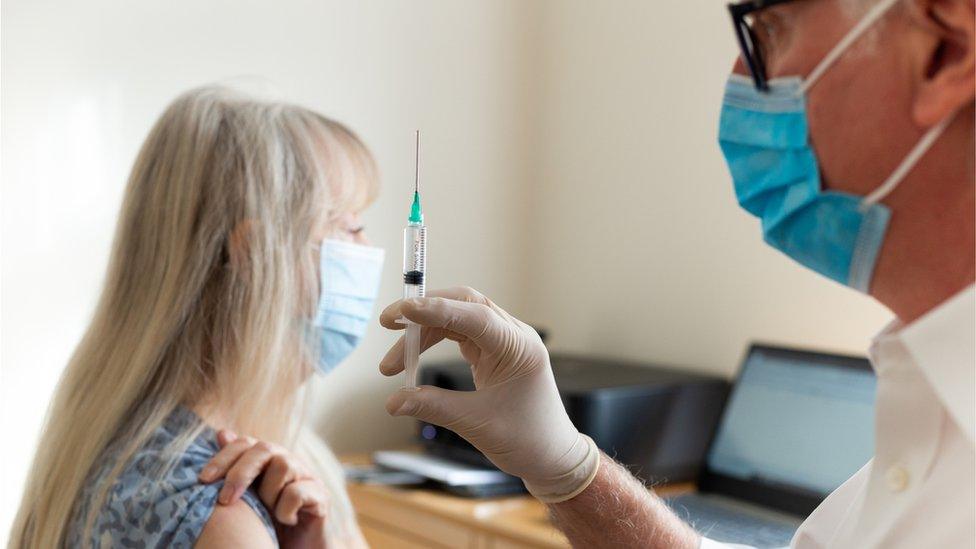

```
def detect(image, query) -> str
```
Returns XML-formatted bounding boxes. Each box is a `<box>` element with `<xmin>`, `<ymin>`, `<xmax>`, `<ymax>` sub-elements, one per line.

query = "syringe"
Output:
<box><xmin>401</xmin><ymin>130</ymin><xmax>427</xmax><ymax>388</ymax></box>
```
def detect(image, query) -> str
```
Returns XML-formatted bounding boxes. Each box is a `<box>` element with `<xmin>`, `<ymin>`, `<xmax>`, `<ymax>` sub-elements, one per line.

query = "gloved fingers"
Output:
<box><xmin>399</xmin><ymin>297</ymin><xmax>504</xmax><ymax>350</ymax></box>
<box><xmin>458</xmin><ymin>340</ymin><xmax>483</xmax><ymax>366</ymax></box>
<box><xmin>379</xmin><ymin>337</ymin><xmax>406</xmax><ymax>375</ymax></box>
<box><xmin>379</xmin><ymin>287</ymin><xmax>494</xmax><ymax>330</ymax></box>
<box><xmin>427</xmin><ymin>286</ymin><xmax>493</xmax><ymax>304</ymax></box>
<box><xmin>385</xmin><ymin>385</ymin><xmax>479</xmax><ymax>432</ymax></box>
<box><xmin>379</xmin><ymin>300</ymin><xmax>409</xmax><ymax>330</ymax></box>
<box><xmin>378</xmin><ymin>326</ymin><xmax>448</xmax><ymax>376</ymax></box>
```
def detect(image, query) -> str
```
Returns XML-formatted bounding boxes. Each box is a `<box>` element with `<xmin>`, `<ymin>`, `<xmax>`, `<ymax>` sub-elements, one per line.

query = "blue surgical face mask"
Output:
<box><xmin>718</xmin><ymin>0</ymin><xmax>952</xmax><ymax>293</ymax></box>
<box><xmin>312</xmin><ymin>239</ymin><xmax>385</xmax><ymax>375</ymax></box>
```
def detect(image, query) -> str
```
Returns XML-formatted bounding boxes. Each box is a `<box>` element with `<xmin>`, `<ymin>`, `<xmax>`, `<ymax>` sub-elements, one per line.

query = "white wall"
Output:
<box><xmin>1</xmin><ymin>0</ymin><xmax>893</xmax><ymax>543</ymax></box>
<box><xmin>1</xmin><ymin>0</ymin><xmax>539</xmax><ymax>540</ymax></box>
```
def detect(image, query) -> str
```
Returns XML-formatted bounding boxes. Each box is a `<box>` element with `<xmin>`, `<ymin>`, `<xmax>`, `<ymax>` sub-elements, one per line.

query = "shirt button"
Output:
<box><xmin>885</xmin><ymin>465</ymin><xmax>910</xmax><ymax>493</ymax></box>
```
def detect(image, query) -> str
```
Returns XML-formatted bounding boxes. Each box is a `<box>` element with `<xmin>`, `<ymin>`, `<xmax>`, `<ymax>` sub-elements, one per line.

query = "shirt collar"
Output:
<box><xmin>871</xmin><ymin>285</ymin><xmax>975</xmax><ymax>444</ymax></box>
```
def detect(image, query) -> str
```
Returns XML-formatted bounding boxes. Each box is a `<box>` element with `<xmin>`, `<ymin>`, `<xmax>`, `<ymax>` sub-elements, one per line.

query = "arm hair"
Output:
<box><xmin>548</xmin><ymin>452</ymin><xmax>700</xmax><ymax>548</ymax></box>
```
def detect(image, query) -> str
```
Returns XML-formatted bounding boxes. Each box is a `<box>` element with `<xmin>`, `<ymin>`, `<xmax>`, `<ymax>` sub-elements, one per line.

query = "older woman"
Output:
<box><xmin>11</xmin><ymin>86</ymin><xmax>381</xmax><ymax>548</ymax></box>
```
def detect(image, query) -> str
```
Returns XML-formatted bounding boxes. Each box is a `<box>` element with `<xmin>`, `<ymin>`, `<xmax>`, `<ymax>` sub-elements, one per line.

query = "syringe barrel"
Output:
<box><xmin>403</xmin><ymin>223</ymin><xmax>427</xmax><ymax>297</ymax></box>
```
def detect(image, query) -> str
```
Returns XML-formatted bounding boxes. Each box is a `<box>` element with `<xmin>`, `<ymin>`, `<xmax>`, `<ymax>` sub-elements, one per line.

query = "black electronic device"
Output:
<box><xmin>665</xmin><ymin>343</ymin><xmax>877</xmax><ymax>547</ymax></box>
<box><xmin>417</xmin><ymin>353</ymin><xmax>731</xmax><ymax>484</ymax></box>
<box><xmin>693</xmin><ymin>343</ymin><xmax>876</xmax><ymax>515</ymax></box>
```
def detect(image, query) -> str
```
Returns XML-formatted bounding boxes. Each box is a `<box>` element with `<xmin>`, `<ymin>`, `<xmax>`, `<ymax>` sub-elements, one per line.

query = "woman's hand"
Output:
<box><xmin>199</xmin><ymin>431</ymin><xmax>329</xmax><ymax>548</ymax></box>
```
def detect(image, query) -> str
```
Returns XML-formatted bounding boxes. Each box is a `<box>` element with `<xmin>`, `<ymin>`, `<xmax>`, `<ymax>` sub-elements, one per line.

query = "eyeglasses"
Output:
<box><xmin>727</xmin><ymin>0</ymin><xmax>800</xmax><ymax>91</ymax></box>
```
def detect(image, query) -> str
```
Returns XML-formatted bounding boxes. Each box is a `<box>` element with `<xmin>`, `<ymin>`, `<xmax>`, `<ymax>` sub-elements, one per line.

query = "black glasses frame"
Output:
<box><xmin>727</xmin><ymin>0</ymin><xmax>799</xmax><ymax>91</ymax></box>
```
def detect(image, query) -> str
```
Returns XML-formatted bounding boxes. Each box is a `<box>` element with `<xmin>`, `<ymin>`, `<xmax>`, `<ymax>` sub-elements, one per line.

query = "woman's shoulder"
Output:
<box><xmin>69</xmin><ymin>407</ymin><xmax>276</xmax><ymax>548</ymax></box>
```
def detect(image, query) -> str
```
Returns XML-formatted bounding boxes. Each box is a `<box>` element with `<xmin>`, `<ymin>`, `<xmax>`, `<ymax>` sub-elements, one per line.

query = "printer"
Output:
<box><xmin>416</xmin><ymin>353</ymin><xmax>730</xmax><ymax>484</ymax></box>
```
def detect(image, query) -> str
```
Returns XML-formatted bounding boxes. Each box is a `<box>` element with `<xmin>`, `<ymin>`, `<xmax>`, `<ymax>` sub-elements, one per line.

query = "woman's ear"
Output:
<box><xmin>910</xmin><ymin>0</ymin><xmax>975</xmax><ymax>126</ymax></box>
<box><xmin>227</xmin><ymin>220</ymin><xmax>254</xmax><ymax>267</ymax></box>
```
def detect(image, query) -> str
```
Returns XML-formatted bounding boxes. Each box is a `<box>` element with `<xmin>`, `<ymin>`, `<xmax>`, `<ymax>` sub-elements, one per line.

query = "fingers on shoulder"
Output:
<box><xmin>216</xmin><ymin>429</ymin><xmax>238</xmax><ymax>446</ymax></box>
<box><xmin>199</xmin><ymin>437</ymin><xmax>258</xmax><ymax>483</ymax></box>
<box><xmin>275</xmin><ymin>479</ymin><xmax>329</xmax><ymax>525</ymax></box>
<box><xmin>257</xmin><ymin>454</ymin><xmax>299</xmax><ymax>508</ymax></box>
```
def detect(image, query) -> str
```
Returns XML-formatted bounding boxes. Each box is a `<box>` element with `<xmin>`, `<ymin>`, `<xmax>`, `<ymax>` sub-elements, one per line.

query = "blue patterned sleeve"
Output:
<box><xmin>69</xmin><ymin>408</ymin><xmax>279</xmax><ymax>548</ymax></box>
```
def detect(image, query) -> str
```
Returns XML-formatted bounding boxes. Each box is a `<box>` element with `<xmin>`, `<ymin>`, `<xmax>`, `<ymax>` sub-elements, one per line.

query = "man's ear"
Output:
<box><xmin>909</xmin><ymin>0</ymin><xmax>975</xmax><ymax>126</ymax></box>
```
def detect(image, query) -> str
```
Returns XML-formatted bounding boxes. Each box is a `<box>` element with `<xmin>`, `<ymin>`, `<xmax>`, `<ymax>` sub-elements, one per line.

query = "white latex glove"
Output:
<box><xmin>379</xmin><ymin>287</ymin><xmax>600</xmax><ymax>503</ymax></box>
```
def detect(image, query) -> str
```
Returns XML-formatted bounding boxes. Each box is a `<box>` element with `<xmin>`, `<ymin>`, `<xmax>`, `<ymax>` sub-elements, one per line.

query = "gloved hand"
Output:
<box><xmin>379</xmin><ymin>287</ymin><xmax>600</xmax><ymax>503</ymax></box>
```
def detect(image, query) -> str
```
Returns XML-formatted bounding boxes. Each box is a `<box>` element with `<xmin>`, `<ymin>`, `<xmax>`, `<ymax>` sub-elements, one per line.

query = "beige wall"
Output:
<box><xmin>1</xmin><ymin>0</ymin><xmax>893</xmax><ymax>542</ymax></box>
<box><xmin>0</xmin><ymin>0</ymin><xmax>539</xmax><ymax>538</ymax></box>
<box><xmin>523</xmin><ymin>0</ymin><xmax>892</xmax><ymax>376</ymax></box>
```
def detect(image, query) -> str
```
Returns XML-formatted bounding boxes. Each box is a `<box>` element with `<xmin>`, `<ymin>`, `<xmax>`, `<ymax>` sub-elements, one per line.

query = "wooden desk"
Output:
<box><xmin>343</xmin><ymin>454</ymin><xmax>693</xmax><ymax>548</ymax></box>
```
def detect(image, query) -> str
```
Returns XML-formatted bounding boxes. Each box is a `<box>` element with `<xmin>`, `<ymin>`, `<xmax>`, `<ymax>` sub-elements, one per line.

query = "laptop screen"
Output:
<box><xmin>704</xmin><ymin>345</ymin><xmax>876</xmax><ymax>500</ymax></box>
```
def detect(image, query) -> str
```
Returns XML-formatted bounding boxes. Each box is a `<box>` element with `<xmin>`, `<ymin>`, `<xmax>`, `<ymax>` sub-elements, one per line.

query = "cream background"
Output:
<box><xmin>0</xmin><ymin>0</ymin><xmax>891</xmax><ymax>542</ymax></box>
<box><xmin>523</xmin><ymin>1</ymin><xmax>891</xmax><ymax>374</ymax></box>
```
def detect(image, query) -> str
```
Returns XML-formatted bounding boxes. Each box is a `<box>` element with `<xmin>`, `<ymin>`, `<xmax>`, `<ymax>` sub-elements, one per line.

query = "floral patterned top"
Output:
<box><xmin>66</xmin><ymin>406</ymin><xmax>277</xmax><ymax>548</ymax></box>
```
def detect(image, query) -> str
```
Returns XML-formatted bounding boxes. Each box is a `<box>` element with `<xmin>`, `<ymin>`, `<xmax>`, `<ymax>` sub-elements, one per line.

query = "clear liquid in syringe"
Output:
<box><xmin>401</xmin><ymin>130</ymin><xmax>427</xmax><ymax>388</ymax></box>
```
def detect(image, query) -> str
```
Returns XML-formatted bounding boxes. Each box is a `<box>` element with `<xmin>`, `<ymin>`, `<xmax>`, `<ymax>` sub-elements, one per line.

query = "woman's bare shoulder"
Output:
<box><xmin>195</xmin><ymin>498</ymin><xmax>276</xmax><ymax>548</ymax></box>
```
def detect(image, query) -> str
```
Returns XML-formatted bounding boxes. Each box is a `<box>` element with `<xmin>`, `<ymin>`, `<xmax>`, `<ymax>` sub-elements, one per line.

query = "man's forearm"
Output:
<box><xmin>548</xmin><ymin>452</ymin><xmax>700</xmax><ymax>549</ymax></box>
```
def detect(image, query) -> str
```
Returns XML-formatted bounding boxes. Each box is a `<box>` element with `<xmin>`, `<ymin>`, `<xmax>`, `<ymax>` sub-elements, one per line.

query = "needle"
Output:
<box><xmin>414</xmin><ymin>130</ymin><xmax>420</xmax><ymax>194</ymax></box>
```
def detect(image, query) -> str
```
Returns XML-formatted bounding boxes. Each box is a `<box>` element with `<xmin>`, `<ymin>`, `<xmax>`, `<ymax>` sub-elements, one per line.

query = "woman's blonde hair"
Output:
<box><xmin>9</xmin><ymin>85</ymin><xmax>378</xmax><ymax>548</ymax></box>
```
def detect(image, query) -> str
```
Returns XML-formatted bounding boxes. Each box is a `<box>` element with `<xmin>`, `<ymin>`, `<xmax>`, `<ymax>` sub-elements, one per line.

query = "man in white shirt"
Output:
<box><xmin>378</xmin><ymin>0</ymin><xmax>975</xmax><ymax>547</ymax></box>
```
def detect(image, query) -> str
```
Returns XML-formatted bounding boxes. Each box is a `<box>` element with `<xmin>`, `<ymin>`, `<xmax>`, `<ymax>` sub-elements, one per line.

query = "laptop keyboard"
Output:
<box><xmin>666</xmin><ymin>494</ymin><xmax>799</xmax><ymax>548</ymax></box>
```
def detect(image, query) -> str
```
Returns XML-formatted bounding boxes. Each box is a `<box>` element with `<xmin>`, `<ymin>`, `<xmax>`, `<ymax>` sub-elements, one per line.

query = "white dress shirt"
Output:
<box><xmin>702</xmin><ymin>285</ymin><xmax>975</xmax><ymax>549</ymax></box>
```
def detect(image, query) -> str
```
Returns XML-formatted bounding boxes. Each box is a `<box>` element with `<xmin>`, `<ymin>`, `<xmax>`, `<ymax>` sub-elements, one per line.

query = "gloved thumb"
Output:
<box><xmin>385</xmin><ymin>386</ymin><xmax>475</xmax><ymax>431</ymax></box>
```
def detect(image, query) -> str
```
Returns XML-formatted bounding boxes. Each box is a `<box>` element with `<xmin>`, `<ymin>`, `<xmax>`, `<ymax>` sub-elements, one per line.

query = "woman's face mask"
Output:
<box><xmin>311</xmin><ymin>239</ymin><xmax>385</xmax><ymax>375</ymax></box>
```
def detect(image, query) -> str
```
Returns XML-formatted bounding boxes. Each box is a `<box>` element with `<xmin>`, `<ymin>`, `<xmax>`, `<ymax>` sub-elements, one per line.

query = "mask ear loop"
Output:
<box><xmin>860</xmin><ymin>114</ymin><xmax>956</xmax><ymax>208</ymax></box>
<box><xmin>799</xmin><ymin>0</ymin><xmax>902</xmax><ymax>95</ymax></box>
<box><xmin>791</xmin><ymin>0</ymin><xmax>953</xmax><ymax>209</ymax></box>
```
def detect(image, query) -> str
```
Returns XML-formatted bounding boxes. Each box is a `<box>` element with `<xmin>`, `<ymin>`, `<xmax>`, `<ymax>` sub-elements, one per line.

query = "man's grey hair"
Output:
<box><xmin>837</xmin><ymin>0</ymin><xmax>896</xmax><ymax>57</ymax></box>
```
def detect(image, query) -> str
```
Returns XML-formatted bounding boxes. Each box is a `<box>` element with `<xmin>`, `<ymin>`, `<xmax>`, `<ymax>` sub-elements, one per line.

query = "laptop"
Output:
<box><xmin>666</xmin><ymin>344</ymin><xmax>876</xmax><ymax>548</ymax></box>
